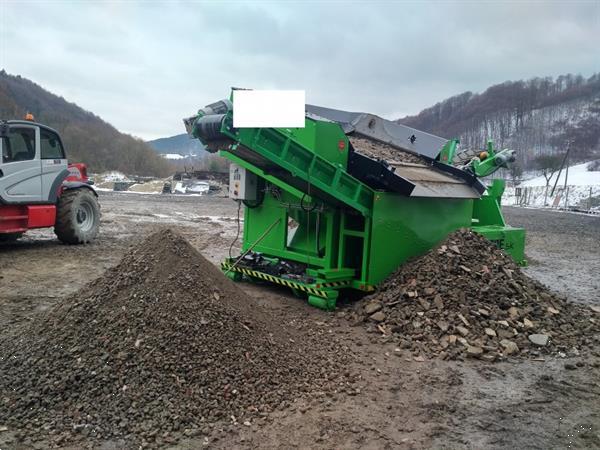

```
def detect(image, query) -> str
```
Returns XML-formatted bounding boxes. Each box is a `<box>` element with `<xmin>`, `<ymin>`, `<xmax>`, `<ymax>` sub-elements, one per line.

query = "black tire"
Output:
<box><xmin>0</xmin><ymin>233</ymin><xmax>22</xmax><ymax>242</ymax></box>
<box><xmin>54</xmin><ymin>189</ymin><xmax>100</xmax><ymax>244</ymax></box>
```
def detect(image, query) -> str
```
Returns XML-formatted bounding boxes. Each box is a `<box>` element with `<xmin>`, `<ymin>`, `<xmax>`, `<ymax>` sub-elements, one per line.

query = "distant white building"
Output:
<box><xmin>162</xmin><ymin>153</ymin><xmax>186</xmax><ymax>160</ymax></box>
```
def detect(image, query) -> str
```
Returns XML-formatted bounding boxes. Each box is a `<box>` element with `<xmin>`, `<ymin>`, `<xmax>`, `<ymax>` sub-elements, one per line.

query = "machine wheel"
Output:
<box><xmin>0</xmin><ymin>233</ymin><xmax>22</xmax><ymax>242</ymax></box>
<box><xmin>54</xmin><ymin>189</ymin><xmax>100</xmax><ymax>244</ymax></box>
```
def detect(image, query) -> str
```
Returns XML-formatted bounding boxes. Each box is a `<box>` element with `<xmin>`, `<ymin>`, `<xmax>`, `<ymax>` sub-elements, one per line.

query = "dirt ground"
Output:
<box><xmin>503</xmin><ymin>206</ymin><xmax>600</xmax><ymax>306</ymax></box>
<box><xmin>1</xmin><ymin>193</ymin><xmax>599</xmax><ymax>449</ymax></box>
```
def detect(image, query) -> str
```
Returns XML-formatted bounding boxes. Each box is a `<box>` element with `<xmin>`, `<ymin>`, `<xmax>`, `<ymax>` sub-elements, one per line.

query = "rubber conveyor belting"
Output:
<box><xmin>347</xmin><ymin>135</ymin><xmax>485</xmax><ymax>199</ymax></box>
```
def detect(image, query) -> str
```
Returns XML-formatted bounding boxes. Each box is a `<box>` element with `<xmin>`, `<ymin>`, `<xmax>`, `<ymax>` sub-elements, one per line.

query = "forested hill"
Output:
<box><xmin>398</xmin><ymin>73</ymin><xmax>600</xmax><ymax>169</ymax></box>
<box><xmin>147</xmin><ymin>133</ymin><xmax>206</xmax><ymax>157</ymax></box>
<box><xmin>0</xmin><ymin>71</ymin><xmax>171</xmax><ymax>176</ymax></box>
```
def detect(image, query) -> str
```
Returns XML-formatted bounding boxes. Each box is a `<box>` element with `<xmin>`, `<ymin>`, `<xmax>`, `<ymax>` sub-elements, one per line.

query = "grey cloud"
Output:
<box><xmin>1</xmin><ymin>0</ymin><xmax>598</xmax><ymax>139</ymax></box>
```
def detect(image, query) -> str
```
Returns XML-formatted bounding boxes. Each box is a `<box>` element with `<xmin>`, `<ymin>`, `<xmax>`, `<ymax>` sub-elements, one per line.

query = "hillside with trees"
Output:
<box><xmin>398</xmin><ymin>73</ymin><xmax>600</xmax><ymax>170</ymax></box>
<box><xmin>147</xmin><ymin>133</ymin><xmax>207</xmax><ymax>157</ymax></box>
<box><xmin>0</xmin><ymin>71</ymin><xmax>171</xmax><ymax>176</ymax></box>
<box><xmin>147</xmin><ymin>134</ymin><xmax>229</xmax><ymax>173</ymax></box>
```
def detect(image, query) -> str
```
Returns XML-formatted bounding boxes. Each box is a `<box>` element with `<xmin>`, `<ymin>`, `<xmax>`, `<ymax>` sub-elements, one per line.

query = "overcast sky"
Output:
<box><xmin>1</xmin><ymin>0</ymin><xmax>599</xmax><ymax>140</ymax></box>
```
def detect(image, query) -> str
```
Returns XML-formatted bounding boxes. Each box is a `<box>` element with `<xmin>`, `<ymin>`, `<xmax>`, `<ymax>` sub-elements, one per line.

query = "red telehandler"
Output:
<box><xmin>0</xmin><ymin>116</ymin><xmax>100</xmax><ymax>244</ymax></box>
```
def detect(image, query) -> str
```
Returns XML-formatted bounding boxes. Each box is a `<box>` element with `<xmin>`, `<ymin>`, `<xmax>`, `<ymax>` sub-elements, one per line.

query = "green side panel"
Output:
<box><xmin>286</xmin><ymin>207</ymin><xmax>333</xmax><ymax>266</ymax></box>
<box><xmin>438</xmin><ymin>139</ymin><xmax>459</xmax><ymax>164</ymax></box>
<box><xmin>366</xmin><ymin>193</ymin><xmax>473</xmax><ymax>286</ymax></box>
<box><xmin>221</xmin><ymin>150</ymin><xmax>308</xmax><ymax>200</ymax></box>
<box><xmin>472</xmin><ymin>179</ymin><xmax>506</xmax><ymax>226</ymax></box>
<box><xmin>473</xmin><ymin>225</ymin><xmax>526</xmax><ymax>266</ymax></box>
<box><xmin>242</xmin><ymin>193</ymin><xmax>288</xmax><ymax>257</ymax></box>
<box><xmin>223</xmin><ymin>117</ymin><xmax>374</xmax><ymax>216</ymax></box>
<box><xmin>472</xmin><ymin>195</ymin><xmax>506</xmax><ymax>226</ymax></box>
<box><xmin>284</xmin><ymin>119</ymin><xmax>349</xmax><ymax>167</ymax></box>
<box><xmin>242</xmin><ymin>189</ymin><xmax>339</xmax><ymax>270</ymax></box>
<box><xmin>471</xmin><ymin>179</ymin><xmax>526</xmax><ymax>265</ymax></box>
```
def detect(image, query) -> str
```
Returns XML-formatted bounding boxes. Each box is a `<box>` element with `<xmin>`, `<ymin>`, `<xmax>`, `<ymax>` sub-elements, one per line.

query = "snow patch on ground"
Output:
<box><xmin>505</xmin><ymin>185</ymin><xmax>600</xmax><ymax>210</ymax></box>
<box><xmin>198</xmin><ymin>215</ymin><xmax>242</xmax><ymax>224</ymax></box>
<box><xmin>95</xmin><ymin>171</ymin><xmax>132</xmax><ymax>183</ymax></box>
<box><xmin>520</xmin><ymin>161</ymin><xmax>600</xmax><ymax>187</ymax></box>
<box><xmin>95</xmin><ymin>188</ymin><xmax>160</xmax><ymax>195</ymax></box>
<box><xmin>503</xmin><ymin>161</ymin><xmax>600</xmax><ymax>212</ymax></box>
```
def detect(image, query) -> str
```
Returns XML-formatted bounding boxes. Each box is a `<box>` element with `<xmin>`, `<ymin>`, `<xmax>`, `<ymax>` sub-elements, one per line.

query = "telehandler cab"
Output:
<box><xmin>0</xmin><ymin>117</ymin><xmax>99</xmax><ymax>244</ymax></box>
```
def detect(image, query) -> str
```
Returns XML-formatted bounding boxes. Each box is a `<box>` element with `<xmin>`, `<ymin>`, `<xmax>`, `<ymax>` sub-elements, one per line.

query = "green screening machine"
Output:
<box><xmin>184</xmin><ymin>92</ymin><xmax>525</xmax><ymax>310</ymax></box>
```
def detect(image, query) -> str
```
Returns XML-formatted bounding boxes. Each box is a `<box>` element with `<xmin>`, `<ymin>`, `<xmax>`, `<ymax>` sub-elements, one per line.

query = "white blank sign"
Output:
<box><xmin>233</xmin><ymin>90</ymin><xmax>305</xmax><ymax>128</ymax></box>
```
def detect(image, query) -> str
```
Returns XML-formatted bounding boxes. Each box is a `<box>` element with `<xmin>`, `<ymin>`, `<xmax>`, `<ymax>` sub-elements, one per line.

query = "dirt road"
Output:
<box><xmin>1</xmin><ymin>193</ymin><xmax>598</xmax><ymax>449</ymax></box>
<box><xmin>503</xmin><ymin>206</ymin><xmax>600</xmax><ymax>306</ymax></box>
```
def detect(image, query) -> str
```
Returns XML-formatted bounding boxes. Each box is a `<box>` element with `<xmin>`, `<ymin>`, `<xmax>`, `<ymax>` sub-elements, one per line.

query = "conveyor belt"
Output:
<box><xmin>348</xmin><ymin>136</ymin><xmax>425</xmax><ymax>165</ymax></box>
<box><xmin>347</xmin><ymin>135</ymin><xmax>484</xmax><ymax>199</ymax></box>
<box><xmin>187</xmin><ymin>101</ymin><xmax>486</xmax><ymax>200</ymax></box>
<box><xmin>306</xmin><ymin>104</ymin><xmax>448</xmax><ymax>158</ymax></box>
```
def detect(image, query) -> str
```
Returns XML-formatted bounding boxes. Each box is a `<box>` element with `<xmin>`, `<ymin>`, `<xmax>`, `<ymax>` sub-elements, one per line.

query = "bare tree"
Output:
<box><xmin>533</xmin><ymin>154</ymin><xmax>563</xmax><ymax>205</ymax></box>
<box><xmin>508</xmin><ymin>162</ymin><xmax>523</xmax><ymax>185</ymax></box>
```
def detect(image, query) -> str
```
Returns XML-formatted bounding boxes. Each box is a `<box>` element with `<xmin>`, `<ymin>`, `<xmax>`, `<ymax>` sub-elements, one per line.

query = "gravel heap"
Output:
<box><xmin>0</xmin><ymin>229</ymin><xmax>352</xmax><ymax>447</ymax></box>
<box><xmin>351</xmin><ymin>229</ymin><xmax>600</xmax><ymax>361</ymax></box>
<box><xmin>349</xmin><ymin>135</ymin><xmax>426</xmax><ymax>165</ymax></box>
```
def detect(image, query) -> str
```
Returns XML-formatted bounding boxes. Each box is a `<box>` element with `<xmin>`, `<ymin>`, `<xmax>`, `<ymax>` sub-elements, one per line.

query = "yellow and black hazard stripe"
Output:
<box><xmin>221</xmin><ymin>263</ymin><xmax>331</xmax><ymax>298</ymax></box>
<box><xmin>316</xmin><ymin>280</ymin><xmax>352</xmax><ymax>288</ymax></box>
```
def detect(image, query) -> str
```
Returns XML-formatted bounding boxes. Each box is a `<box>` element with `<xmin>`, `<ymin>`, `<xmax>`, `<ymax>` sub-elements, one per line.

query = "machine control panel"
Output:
<box><xmin>229</xmin><ymin>164</ymin><xmax>257</xmax><ymax>201</ymax></box>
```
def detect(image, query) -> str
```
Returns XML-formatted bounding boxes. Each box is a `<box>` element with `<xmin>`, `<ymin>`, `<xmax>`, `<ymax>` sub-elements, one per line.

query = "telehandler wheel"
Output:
<box><xmin>54</xmin><ymin>189</ymin><xmax>100</xmax><ymax>244</ymax></box>
<box><xmin>0</xmin><ymin>233</ymin><xmax>23</xmax><ymax>242</ymax></box>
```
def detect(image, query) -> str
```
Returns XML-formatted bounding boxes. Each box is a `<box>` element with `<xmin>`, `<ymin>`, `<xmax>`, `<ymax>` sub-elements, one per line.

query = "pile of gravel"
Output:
<box><xmin>349</xmin><ymin>135</ymin><xmax>426</xmax><ymax>165</ymax></box>
<box><xmin>350</xmin><ymin>229</ymin><xmax>600</xmax><ymax>361</ymax></box>
<box><xmin>0</xmin><ymin>230</ymin><xmax>353</xmax><ymax>447</ymax></box>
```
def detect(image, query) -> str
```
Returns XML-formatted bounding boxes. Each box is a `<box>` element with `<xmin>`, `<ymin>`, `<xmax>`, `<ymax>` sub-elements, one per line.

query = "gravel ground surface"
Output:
<box><xmin>502</xmin><ymin>206</ymin><xmax>600</xmax><ymax>306</ymax></box>
<box><xmin>0</xmin><ymin>192</ymin><xmax>598</xmax><ymax>449</ymax></box>
<box><xmin>1</xmin><ymin>230</ymin><xmax>354</xmax><ymax>448</ymax></box>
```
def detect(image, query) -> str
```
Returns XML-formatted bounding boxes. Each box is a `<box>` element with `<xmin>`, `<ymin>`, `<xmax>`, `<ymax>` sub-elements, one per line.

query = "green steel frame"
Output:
<box><xmin>192</xmin><ymin>98</ymin><xmax>526</xmax><ymax>309</ymax></box>
<box><xmin>471</xmin><ymin>179</ymin><xmax>526</xmax><ymax>265</ymax></box>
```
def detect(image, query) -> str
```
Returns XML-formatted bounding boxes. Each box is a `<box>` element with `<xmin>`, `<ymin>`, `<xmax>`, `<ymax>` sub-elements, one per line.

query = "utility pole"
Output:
<box><xmin>550</xmin><ymin>140</ymin><xmax>572</xmax><ymax>198</ymax></box>
<box><xmin>563</xmin><ymin>151</ymin><xmax>570</xmax><ymax>209</ymax></box>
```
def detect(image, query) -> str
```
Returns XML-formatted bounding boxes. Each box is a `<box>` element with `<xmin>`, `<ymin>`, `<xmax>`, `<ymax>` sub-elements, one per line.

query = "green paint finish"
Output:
<box><xmin>308</xmin><ymin>295</ymin><xmax>338</xmax><ymax>311</ymax></box>
<box><xmin>192</xmin><ymin>92</ymin><xmax>527</xmax><ymax>306</ymax></box>
<box><xmin>282</xmin><ymin>119</ymin><xmax>349</xmax><ymax>168</ymax></box>
<box><xmin>470</xmin><ymin>142</ymin><xmax>515</xmax><ymax>178</ymax></box>
<box><xmin>365</xmin><ymin>193</ymin><xmax>473</xmax><ymax>286</ymax></box>
<box><xmin>473</xmin><ymin>225</ymin><xmax>527</xmax><ymax>266</ymax></box>
<box><xmin>241</xmin><ymin>188</ymin><xmax>341</xmax><ymax>270</ymax></box>
<box><xmin>220</xmin><ymin>115</ymin><xmax>374</xmax><ymax>216</ymax></box>
<box><xmin>221</xmin><ymin>150</ymin><xmax>308</xmax><ymax>200</ymax></box>
<box><xmin>471</xmin><ymin>179</ymin><xmax>526</xmax><ymax>265</ymax></box>
<box><xmin>472</xmin><ymin>179</ymin><xmax>506</xmax><ymax>227</ymax></box>
<box><xmin>438</xmin><ymin>139</ymin><xmax>459</xmax><ymax>164</ymax></box>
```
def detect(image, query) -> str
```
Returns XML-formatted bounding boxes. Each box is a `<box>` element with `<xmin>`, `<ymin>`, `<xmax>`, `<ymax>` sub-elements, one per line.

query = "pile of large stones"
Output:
<box><xmin>351</xmin><ymin>230</ymin><xmax>600</xmax><ymax>361</ymax></box>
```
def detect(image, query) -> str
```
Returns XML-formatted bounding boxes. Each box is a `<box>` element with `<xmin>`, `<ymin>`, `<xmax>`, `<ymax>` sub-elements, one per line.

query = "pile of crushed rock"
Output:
<box><xmin>348</xmin><ymin>135</ymin><xmax>426</xmax><ymax>164</ymax></box>
<box><xmin>350</xmin><ymin>229</ymin><xmax>600</xmax><ymax>361</ymax></box>
<box><xmin>0</xmin><ymin>230</ymin><xmax>354</xmax><ymax>447</ymax></box>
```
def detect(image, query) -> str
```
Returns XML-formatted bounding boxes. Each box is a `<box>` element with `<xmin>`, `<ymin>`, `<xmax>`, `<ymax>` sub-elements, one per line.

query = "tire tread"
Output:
<box><xmin>54</xmin><ymin>189</ymin><xmax>99</xmax><ymax>244</ymax></box>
